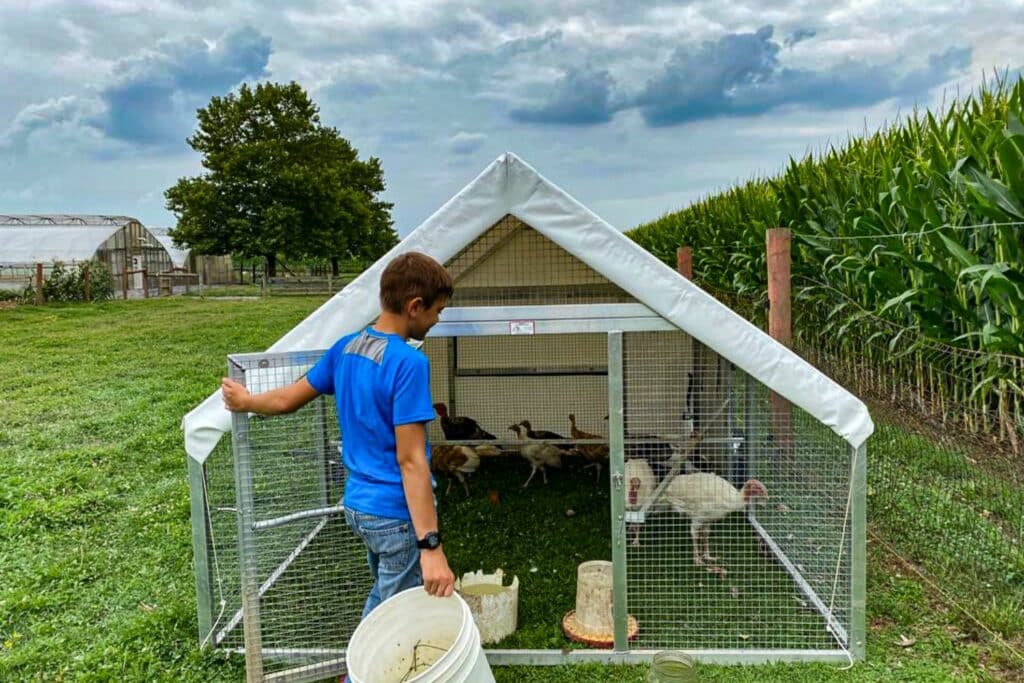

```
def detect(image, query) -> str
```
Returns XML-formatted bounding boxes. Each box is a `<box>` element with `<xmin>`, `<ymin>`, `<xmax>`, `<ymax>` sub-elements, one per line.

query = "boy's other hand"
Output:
<box><xmin>420</xmin><ymin>549</ymin><xmax>455</xmax><ymax>598</ymax></box>
<box><xmin>221</xmin><ymin>378</ymin><xmax>251</xmax><ymax>412</ymax></box>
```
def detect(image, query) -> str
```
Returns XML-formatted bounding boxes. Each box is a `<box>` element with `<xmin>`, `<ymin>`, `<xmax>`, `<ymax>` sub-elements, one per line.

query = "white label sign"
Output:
<box><xmin>509</xmin><ymin>320</ymin><xmax>535</xmax><ymax>335</ymax></box>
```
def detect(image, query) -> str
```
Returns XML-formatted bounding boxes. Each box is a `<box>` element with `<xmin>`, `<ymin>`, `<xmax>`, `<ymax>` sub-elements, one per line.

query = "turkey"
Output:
<box><xmin>663</xmin><ymin>472</ymin><xmax>769</xmax><ymax>577</ymax></box>
<box><xmin>433</xmin><ymin>402</ymin><xmax>496</xmax><ymax>441</ymax></box>
<box><xmin>568</xmin><ymin>414</ymin><xmax>608</xmax><ymax>479</ymax></box>
<box><xmin>519</xmin><ymin>420</ymin><xmax>569</xmax><ymax>442</ymax></box>
<box><xmin>431</xmin><ymin>443</ymin><xmax>500</xmax><ymax>496</ymax></box>
<box><xmin>624</xmin><ymin>458</ymin><xmax>666</xmax><ymax>546</ymax></box>
<box><xmin>508</xmin><ymin>423</ymin><xmax>564</xmax><ymax>487</ymax></box>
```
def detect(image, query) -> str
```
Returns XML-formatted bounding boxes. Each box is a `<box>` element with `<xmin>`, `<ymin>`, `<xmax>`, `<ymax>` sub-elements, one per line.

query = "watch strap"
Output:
<box><xmin>416</xmin><ymin>531</ymin><xmax>442</xmax><ymax>549</ymax></box>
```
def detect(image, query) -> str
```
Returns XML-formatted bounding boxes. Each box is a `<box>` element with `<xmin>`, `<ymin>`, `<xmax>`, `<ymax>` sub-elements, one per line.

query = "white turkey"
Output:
<box><xmin>663</xmin><ymin>472</ymin><xmax>769</xmax><ymax>577</ymax></box>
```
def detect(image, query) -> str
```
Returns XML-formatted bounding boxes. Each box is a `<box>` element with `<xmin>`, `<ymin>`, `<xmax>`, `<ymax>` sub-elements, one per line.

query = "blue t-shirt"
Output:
<box><xmin>306</xmin><ymin>328</ymin><xmax>436</xmax><ymax>520</ymax></box>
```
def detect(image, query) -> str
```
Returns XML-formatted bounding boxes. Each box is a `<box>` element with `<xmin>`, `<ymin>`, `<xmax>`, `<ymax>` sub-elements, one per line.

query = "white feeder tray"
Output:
<box><xmin>455</xmin><ymin>569</ymin><xmax>519</xmax><ymax>645</ymax></box>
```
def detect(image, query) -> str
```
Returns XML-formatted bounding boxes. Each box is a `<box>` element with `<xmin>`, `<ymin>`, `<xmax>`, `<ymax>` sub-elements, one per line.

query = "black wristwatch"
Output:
<box><xmin>417</xmin><ymin>531</ymin><xmax>442</xmax><ymax>550</ymax></box>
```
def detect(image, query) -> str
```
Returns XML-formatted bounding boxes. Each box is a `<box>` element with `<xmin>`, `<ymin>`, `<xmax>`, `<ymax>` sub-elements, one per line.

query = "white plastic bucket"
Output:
<box><xmin>346</xmin><ymin>587</ymin><xmax>495</xmax><ymax>683</ymax></box>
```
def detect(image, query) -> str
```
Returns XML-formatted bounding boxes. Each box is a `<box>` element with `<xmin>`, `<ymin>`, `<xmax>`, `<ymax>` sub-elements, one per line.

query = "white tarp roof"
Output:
<box><xmin>183</xmin><ymin>152</ymin><xmax>873</xmax><ymax>463</ymax></box>
<box><xmin>0</xmin><ymin>225</ymin><xmax>122</xmax><ymax>265</ymax></box>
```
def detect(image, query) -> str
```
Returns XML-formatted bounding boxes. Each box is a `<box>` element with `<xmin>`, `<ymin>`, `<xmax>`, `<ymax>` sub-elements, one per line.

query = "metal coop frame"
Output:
<box><xmin>190</xmin><ymin>305</ymin><xmax>866</xmax><ymax>682</ymax></box>
<box><xmin>185</xmin><ymin>153</ymin><xmax>869</xmax><ymax>683</ymax></box>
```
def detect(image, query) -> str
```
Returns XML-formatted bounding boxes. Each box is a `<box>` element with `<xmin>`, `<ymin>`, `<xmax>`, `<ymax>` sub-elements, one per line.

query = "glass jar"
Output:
<box><xmin>646</xmin><ymin>650</ymin><xmax>697</xmax><ymax>682</ymax></box>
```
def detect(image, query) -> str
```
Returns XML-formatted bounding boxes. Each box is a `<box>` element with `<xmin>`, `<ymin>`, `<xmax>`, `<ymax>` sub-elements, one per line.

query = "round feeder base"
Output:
<box><xmin>562</xmin><ymin>610</ymin><xmax>639</xmax><ymax>648</ymax></box>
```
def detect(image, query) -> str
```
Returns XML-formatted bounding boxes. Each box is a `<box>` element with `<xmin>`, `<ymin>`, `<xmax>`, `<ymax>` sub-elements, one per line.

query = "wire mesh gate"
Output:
<box><xmin>189</xmin><ymin>304</ymin><xmax>865</xmax><ymax>681</ymax></box>
<box><xmin>190</xmin><ymin>350</ymin><xmax>369</xmax><ymax>682</ymax></box>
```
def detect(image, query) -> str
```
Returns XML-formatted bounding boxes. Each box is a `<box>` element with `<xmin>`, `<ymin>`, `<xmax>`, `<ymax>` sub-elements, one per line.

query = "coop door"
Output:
<box><xmin>226</xmin><ymin>351</ymin><xmax>371</xmax><ymax>681</ymax></box>
<box><xmin>132</xmin><ymin>256</ymin><xmax>143</xmax><ymax>289</ymax></box>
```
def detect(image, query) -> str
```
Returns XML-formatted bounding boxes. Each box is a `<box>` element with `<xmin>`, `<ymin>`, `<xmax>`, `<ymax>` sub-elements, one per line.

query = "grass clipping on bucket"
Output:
<box><xmin>397</xmin><ymin>639</ymin><xmax>449</xmax><ymax>682</ymax></box>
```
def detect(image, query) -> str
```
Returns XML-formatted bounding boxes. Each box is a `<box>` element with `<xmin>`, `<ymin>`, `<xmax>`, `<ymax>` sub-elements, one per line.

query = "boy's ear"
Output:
<box><xmin>405</xmin><ymin>296</ymin><xmax>425</xmax><ymax>315</ymax></box>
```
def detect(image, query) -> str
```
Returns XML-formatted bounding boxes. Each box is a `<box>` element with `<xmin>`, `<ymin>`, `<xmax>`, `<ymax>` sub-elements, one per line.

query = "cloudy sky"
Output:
<box><xmin>2</xmin><ymin>1</ymin><xmax>1022</xmax><ymax>235</ymax></box>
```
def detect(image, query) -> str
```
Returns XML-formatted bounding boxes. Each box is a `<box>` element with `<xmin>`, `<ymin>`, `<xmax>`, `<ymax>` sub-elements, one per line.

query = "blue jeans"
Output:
<box><xmin>344</xmin><ymin>508</ymin><xmax>422</xmax><ymax>618</ymax></box>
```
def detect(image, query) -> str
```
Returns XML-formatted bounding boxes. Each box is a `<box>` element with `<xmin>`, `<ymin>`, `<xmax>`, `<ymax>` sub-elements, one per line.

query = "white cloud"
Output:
<box><xmin>447</xmin><ymin>131</ymin><xmax>487</xmax><ymax>155</ymax></box>
<box><xmin>0</xmin><ymin>0</ymin><xmax>1022</xmax><ymax>232</ymax></box>
<box><xmin>2</xmin><ymin>26</ymin><xmax>270</xmax><ymax>152</ymax></box>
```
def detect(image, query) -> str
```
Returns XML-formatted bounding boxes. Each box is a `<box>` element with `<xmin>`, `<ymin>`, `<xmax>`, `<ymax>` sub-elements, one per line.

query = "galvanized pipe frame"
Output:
<box><xmin>215</xmin><ymin>516</ymin><xmax>332</xmax><ymax>647</ymax></box>
<box><xmin>850</xmin><ymin>443</ymin><xmax>867</xmax><ymax>660</ymax></box>
<box><xmin>263</xmin><ymin>656</ymin><xmax>347</xmax><ymax>683</ymax></box>
<box><xmin>748</xmin><ymin>515</ymin><xmax>849</xmax><ymax>646</ymax></box>
<box><xmin>217</xmin><ymin>310</ymin><xmax>867</xmax><ymax>681</ymax></box>
<box><xmin>229</xmin><ymin>360</ymin><xmax>265</xmax><ymax>682</ymax></box>
<box><xmin>231</xmin><ymin>646</ymin><xmax>857</xmax><ymax>681</ymax></box>
<box><xmin>252</xmin><ymin>503</ymin><xmax>344</xmax><ymax>532</ymax></box>
<box><xmin>484</xmin><ymin>648</ymin><xmax>855</xmax><ymax>666</ymax></box>
<box><xmin>608</xmin><ymin>331</ymin><xmax>629</xmax><ymax>652</ymax></box>
<box><xmin>188</xmin><ymin>457</ymin><xmax>218</xmax><ymax>645</ymax></box>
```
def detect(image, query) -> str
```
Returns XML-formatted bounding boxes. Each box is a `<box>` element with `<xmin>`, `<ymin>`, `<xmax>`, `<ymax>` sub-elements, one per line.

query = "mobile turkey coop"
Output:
<box><xmin>183</xmin><ymin>153</ymin><xmax>872</xmax><ymax>682</ymax></box>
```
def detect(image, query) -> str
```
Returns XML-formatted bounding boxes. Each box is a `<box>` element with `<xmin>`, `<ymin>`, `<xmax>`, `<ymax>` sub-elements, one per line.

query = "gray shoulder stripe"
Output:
<box><xmin>343</xmin><ymin>331</ymin><xmax>387</xmax><ymax>364</ymax></box>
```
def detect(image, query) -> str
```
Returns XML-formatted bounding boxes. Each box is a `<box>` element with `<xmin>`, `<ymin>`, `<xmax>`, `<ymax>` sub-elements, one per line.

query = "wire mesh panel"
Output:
<box><xmin>192</xmin><ymin>437</ymin><xmax>243</xmax><ymax>651</ymax></box>
<box><xmin>421</xmin><ymin>333</ymin><xmax>610</xmax><ymax>451</ymax></box>
<box><xmin>421</xmin><ymin>328</ymin><xmax>618</xmax><ymax>656</ymax></box>
<box><xmin>208</xmin><ymin>351</ymin><xmax>371</xmax><ymax>682</ymax></box>
<box><xmin>620</xmin><ymin>330</ymin><xmax>859</xmax><ymax>655</ymax></box>
<box><xmin>445</xmin><ymin>214</ymin><xmax>634</xmax><ymax>307</ymax></box>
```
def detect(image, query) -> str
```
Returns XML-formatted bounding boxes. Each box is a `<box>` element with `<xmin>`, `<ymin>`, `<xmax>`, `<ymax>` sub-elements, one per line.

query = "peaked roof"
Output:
<box><xmin>183</xmin><ymin>152</ymin><xmax>873</xmax><ymax>463</ymax></box>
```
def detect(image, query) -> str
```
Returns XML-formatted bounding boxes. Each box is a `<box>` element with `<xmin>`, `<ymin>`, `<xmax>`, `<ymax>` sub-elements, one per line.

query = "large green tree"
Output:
<box><xmin>166</xmin><ymin>82</ymin><xmax>397</xmax><ymax>276</ymax></box>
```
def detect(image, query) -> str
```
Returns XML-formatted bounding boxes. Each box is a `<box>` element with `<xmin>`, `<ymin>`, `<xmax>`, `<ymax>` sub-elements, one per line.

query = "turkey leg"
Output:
<box><xmin>690</xmin><ymin>520</ymin><xmax>704</xmax><ymax>566</ymax></box>
<box><xmin>523</xmin><ymin>466</ymin><xmax>539</xmax><ymax>488</ymax></box>
<box><xmin>702</xmin><ymin>528</ymin><xmax>718</xmax><ymax>563</ymax></box>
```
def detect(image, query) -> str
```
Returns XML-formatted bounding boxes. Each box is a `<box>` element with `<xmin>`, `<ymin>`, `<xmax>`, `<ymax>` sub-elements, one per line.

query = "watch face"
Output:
<box><xmin>420</xmin><ymin>532</ymin><xmax>441</xmax><ymax>549</ymax></box>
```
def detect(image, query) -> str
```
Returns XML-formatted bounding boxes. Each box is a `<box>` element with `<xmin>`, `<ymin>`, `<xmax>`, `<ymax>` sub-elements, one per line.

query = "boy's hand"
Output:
<box><xmin>221</xmin><ymin>378</ymin><xmax>251</xmax><ymax>412</ymax></box>
<box><xmin>420</xmin><ymin>548</ymin><xmax>455</xmax><ymax>598</ymax></box>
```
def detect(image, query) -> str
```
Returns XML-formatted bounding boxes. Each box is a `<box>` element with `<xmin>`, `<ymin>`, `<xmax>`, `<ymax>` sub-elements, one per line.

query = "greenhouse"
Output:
<box><xmin>0</xmin><ymin>214</ymin><xmax>174</xmax><ymax>292</ymax></box>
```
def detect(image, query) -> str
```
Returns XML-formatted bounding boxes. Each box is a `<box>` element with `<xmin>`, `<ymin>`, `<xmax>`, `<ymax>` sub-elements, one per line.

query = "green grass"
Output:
<box><xmin>0</xmin><ymin>299</ymin><xmax>1020</xmax><ymax>681</ymax></box>
<box><xmin>181</xmin><ymin>284</ymin><xmax>263</xmax><ymax>297</ymax></box>
<box><xmin>440</xmin><ymin>460</ymin><xmax>825</xmax><ymax>652</ymax></box>
<box><xmin>869</xmin><ymin>427</ymin><xmax>1024</xmax><ymax>603</ymax></box>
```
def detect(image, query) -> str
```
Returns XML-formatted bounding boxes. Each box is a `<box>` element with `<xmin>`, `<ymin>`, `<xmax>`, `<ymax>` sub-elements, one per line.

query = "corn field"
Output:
<box><xmin>629</xmin><ymin>74</ymin><xmax>1024</xmax><ymax>456</ymax></box>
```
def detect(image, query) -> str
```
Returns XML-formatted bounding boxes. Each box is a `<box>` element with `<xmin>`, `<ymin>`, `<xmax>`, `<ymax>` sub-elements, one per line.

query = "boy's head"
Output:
<box><xmin>379</xmin><ymin>252</ymin><xmax>454</xmax><ymax>340</ymax></box>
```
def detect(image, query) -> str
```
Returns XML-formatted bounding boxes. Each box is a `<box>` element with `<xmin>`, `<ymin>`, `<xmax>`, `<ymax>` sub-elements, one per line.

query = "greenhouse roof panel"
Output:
<box><xmin>0</xmin><ymin>225</ymin><xmax>122</xmax><ymax>264</ymax></box>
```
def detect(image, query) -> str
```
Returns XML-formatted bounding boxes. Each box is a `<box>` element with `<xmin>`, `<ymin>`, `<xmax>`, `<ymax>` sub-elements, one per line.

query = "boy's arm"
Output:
<box><xmin>396</xmin><ymin>422</ymin><xmax>455</xmax><ymax>598</ymax></box>
<box><xmin>221</xmin><ymin>377</ymin><xmax>320</xmax><ymax>415</ymax></box>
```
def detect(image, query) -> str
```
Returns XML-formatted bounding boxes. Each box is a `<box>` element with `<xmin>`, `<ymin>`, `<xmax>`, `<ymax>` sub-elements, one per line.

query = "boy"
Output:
<box><xmin>221</xmin><ymin>252</ymin><xmax>456</xmax><ymax>618</ymax></box>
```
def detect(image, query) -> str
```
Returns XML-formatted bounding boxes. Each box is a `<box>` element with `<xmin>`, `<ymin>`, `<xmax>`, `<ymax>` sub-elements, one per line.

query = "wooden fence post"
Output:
<box><xmin>83</xmin><ymin>263</ymin><xmax>91</xmax><ymax>301</ymax></box>
<box><xmin>122</xmin><ymin>266</ymin><xmax>129</xmax><ymax>300</ymax></box>
<box><xmin>142</xmin><ymin>269</ymin><xmax>149</xmax><ymax>298</ymax></box>
<box><xmin>677</xmin><ymin>245</ymin><xmax>704</xmax><ymax>445</ymax></box>
<box><xmin>35</xmin><ymin>263</ymin><xmax>44</xmax><ymax>305</ymax></box>
<box><xmin>676</xmin><ymin>246</ymin><xmax>693</xmax><ymax>281</ymax></box>
<box><xmin>766</xmin><ymin>228</ymin><xmax>793</xmax><ymax>450</ymax></box>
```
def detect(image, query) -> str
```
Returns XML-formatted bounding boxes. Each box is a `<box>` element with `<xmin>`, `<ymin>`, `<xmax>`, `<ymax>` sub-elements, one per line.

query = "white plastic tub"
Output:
<box><xmin>346</xmin><ymin>587</ymin><xmax>495</xmax><ymax>683</ymax></box>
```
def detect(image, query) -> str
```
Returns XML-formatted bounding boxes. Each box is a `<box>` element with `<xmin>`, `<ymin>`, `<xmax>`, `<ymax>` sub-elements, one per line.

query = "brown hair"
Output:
<box><xmin>379</xmin><ymin>252</ymin><xmax>454</xmax><ymax>313</ymax></box>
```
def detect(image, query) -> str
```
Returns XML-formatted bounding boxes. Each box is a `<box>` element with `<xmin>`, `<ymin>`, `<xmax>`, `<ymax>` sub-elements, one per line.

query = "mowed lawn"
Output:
<box><xmin>0</xmin><ymin>298</ymin><xmax>1018</xmax><ymax>681</ymax></box>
